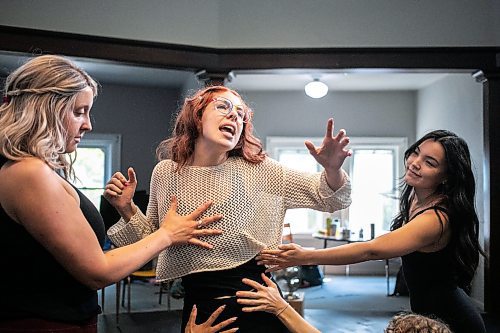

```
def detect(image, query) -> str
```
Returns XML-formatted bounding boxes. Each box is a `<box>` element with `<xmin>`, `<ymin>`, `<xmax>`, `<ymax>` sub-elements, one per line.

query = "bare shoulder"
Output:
<box><xmin>0</xmin><ymin>157</ymin><xmax>58</xmax><ymax>189</ymax></box>
<box><xmin>413</xmin><ymin>207</ymin><xmax>451</xmax><ymax>250</ymax></box>
<box><xmin>0</xmin><ymin>158</ymin><xmax>76</xmax><ymax>221</ymax></box>
<box><xmin>418</xmin><ymin>207</ymin><xmax>449</xmax><ymax>227</ymax></box>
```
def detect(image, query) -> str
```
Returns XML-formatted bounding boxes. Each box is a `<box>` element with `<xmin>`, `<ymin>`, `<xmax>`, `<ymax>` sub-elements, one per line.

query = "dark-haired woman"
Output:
<box><xmin>258</xmin><ymin>130</ymin><xmax>486</xmax><ymax>333</ymax></box>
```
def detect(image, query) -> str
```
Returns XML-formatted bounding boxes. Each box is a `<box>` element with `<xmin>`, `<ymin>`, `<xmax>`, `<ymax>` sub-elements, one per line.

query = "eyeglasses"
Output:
<box><xmin>211</xmin><ymin>97</ymin><xmax>252</xmax><ymax>123</ymax></box>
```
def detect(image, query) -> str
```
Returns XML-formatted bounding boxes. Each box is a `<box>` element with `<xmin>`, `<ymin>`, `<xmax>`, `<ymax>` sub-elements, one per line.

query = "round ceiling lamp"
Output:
<box><xmin>304</xmin><ymin>79</ymin><xmax>328</xmax><ymax>99</ymax></box>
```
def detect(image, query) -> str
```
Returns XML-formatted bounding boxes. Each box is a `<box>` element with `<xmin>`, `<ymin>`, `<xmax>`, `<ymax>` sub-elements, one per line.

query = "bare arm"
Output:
<box><xmin>258</xmin><ymin>210</ymin><xmax>449</xmax><ymax>271</ymax></box>
<box><xmin>236</xmin><ymin>274</ymin><xmax>320</xmax><ymax>333</ymax></box>
<box><xmin>0</xmin><ymin>159</ymin><xmax>222</xmax><ymax>290</ymax></box>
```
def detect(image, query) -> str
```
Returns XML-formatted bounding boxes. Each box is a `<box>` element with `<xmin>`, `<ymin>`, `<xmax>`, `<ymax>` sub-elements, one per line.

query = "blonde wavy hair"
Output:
<box><xmin>385</xmin><ymin>312</ymin><xmax>452</xmax><ymax>333</ymax></box>
<box><xmin>0</xmin><ymin>54</ymin><xmax>98</xmax><ymax>178</ymax></box>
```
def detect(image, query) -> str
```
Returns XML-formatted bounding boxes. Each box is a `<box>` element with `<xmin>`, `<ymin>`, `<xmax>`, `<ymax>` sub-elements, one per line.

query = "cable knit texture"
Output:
<box><xmin>108</xmin><ymin>156</ymin><xmax>351</xmax><ymax>281</ymax></box>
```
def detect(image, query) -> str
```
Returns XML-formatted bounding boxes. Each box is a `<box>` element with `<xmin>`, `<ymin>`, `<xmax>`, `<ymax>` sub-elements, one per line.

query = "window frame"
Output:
<box><xmin>266</xmin><ymin>136</ymin><xmax>407</xmax><ymax>236</ymax></box>
<box><xmin>76</xmin><ymin>133</ymin><xmax>121</xmax><ymax>185</ymax></box>
<box><xmin>70</xmin><ymin>133</ymin><xmax>121</xmax><ymax>208</ymax></box>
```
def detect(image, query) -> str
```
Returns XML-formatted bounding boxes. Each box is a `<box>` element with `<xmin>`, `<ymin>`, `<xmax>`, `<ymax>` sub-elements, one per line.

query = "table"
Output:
<box><xmin>312</xmin><ymin>233</ymin><xmax>392</xmax><ymax>296</ymax></box>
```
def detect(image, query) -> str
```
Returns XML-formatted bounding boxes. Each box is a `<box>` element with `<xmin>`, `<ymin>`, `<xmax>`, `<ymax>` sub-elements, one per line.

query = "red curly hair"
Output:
<box><xmin>156</xmin><ymin>86</ymin><xmax>266</xmax><ymax>171</ymax></box>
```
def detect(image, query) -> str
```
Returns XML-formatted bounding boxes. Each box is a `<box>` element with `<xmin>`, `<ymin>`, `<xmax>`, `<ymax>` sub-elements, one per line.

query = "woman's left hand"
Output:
<box><xmin>305</xmin><ymin>118</ymin><xmax>351</xmax><ymax>172</ymax></box>
<box><xmin>185</xmin><ymin>305</ymin><xmax>238</xmax><ymax>333</ymax></box>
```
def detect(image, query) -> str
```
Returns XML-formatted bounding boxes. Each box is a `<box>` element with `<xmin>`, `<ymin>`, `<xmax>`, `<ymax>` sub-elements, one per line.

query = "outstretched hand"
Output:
<box><xmin>236</xmin><ymin>273</ymin><xmax>289</xmax><ymax>315</ymax></box>
<box><xmin>185</xmin><ymin>305</ymin><xmax>238</xmax><ymax>333</ymax></box>
<box><xmin>305</xmin><ymin>118</ymin><xmax>351</xmax><ymax>190</ymax></box>
<box><xmin>305</xmin><ymin>118</ymin><xmax>351</xmax><ymax>171</ymax></box>
<box><xmin>160</xmin><ymin>196</ymin><xmax>223</xmax><ymax>249</ymax></box>
<box><xmin>256</xmin><ymin>243</ymin><xmax>310</xmax><ymax>272</ymax></box>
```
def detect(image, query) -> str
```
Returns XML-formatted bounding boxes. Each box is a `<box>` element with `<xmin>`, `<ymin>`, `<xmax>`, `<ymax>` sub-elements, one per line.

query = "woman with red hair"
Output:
<box><xmin>104</xmin><ymin>86</ymin><xmax>352</xmax><ymax>332</ymax></box>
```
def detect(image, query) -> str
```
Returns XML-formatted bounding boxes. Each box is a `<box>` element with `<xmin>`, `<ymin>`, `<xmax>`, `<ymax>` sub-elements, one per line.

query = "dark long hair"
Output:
<box><xmin>391</xmin><ymin>130</ymin><xmax>485</xmax><ymax>293</ymax></box>
<box><xmin>156</xmin><ymin>85</ymin><xmax>266</xmax><ymax>171</ymax></box>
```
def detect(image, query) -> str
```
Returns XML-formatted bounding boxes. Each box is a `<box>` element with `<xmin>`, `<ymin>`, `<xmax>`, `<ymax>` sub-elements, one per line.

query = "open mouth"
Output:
<box><xmin>220</xmin><ymin>124</ymin><xmax>236</xmax><ymax>136</ymax></box>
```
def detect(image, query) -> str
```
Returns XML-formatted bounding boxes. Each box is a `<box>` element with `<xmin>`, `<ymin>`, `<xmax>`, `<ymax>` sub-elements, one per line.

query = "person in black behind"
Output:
<box><xmin>259</xmin><ymin>130</ymin><xmax>486</xmax><ymax>333</ymax></box>
<box><xmin>0</xmin><ymin>55</ymin><xmax>223</xmax><ymax>332</ymax></box>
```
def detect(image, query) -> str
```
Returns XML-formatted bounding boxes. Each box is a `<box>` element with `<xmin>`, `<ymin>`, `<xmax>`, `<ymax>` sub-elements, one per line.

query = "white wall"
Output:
<box><xmin>1</xmin><ymin>0</ymin><xmax>499</xmax><ymax>47</ymax></box>
<box><xmin>243</xmin><ymin>90</ymin><xmax>416</xmax><ymax>141</ymax></box>
<box><xmin>417</xmin><ymin>73</ymin><xmax>484</xmax><ymax>307</ymax></box>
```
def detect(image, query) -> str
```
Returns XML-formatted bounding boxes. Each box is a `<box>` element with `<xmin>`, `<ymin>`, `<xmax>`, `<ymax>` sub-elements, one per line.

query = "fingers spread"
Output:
<box><xmin>236</xmin><ymin>290</ymin><xmax>257</xmax><ymax>298</ymax></box>
<box><xmin>169</xmin><ymin>196</ymin><xmax>178</xmax><ymax>212</ymax></box>
<box><xmin>189</xmin><ymin>238</ymin><xmax>214</xmax><ymax>249</ymax></box>
<box><xmin>335</xmin><ymin>128</ymin><xmax>346</xmax><ymax>140</ymax></box>
<box><xmin>261</xmin><ymin>273</ymin><xmax>276</xmax><ymax>287</ymax></box>
<box><xmin>197</xmin><ymin>229</ymin><xmax>223</xmax><ymax>236</ymax></box>
<box><xmin>213</xmin><ymin>317</ymin><xmax>237</xmax><ymax>332</ymax></box>
<box><xmin>237</xmin><ymin>297</ymin><xmax>261</xmax><ymax>306</ymax></box>
<box><xmin>188</xmin><ymin>201</ymin><xmax>213</xmax><ymax>219</ymax></box>
<box><xmin>304</xmin><ymin>141</ymin><xmax>317</xmax><ymax>156</ymax></box>
<box><xmin>240</xmin><ymin>304</ymin><xmax>266</xmax><ymax>313</ymax></box>
<box><xmin>202</xmin><ymin>214</ymin><xmax>223</xmax><ymax>226</ymax></box>
<box><xmin>187</xmin><ymin>304</ymin><xmax>197</xmax><ymax>326</ymax></box>
<box><xmin>325</xmin><ymin>118</ymin><xmax>334</xmax><ymax>137</ymax></box>
<box><xmin>240</xmin><ymin>278</ymin><xmax>261</xmax><ymax>290</ymax></box>
<box><xmin>205</xmin><ymin>305</ymin><xmax>226</xmax><ymax>325</ymax></box>
<box><xmin>220</xmin><ymin>327</ymin><xmax>239</xmax><ymax>333</ymax></box>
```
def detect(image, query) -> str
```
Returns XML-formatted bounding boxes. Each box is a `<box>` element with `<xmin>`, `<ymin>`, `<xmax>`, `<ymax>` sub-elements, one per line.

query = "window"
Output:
<box><xmin>69</xmin><ymin>133</ymin><xmax>121</xmax><ymax>208</ymax></box>
<box><xmin>266</xmin><ymin>136</ymin><xmax>407</xmax><ymax>236</ymax></box>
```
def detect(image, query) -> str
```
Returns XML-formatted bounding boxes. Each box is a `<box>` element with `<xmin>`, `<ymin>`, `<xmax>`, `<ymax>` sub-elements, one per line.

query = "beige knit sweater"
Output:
<box><xmin>107</xmin><ymin>156</ymin><xmax>351</xmax><ymax>281</ymax></box>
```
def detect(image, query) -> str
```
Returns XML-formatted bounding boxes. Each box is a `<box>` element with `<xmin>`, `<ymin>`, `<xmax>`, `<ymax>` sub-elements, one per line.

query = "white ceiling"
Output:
<box><xmin>0</xmin><ymin>51</ymin><xmax>449</xmax><ymax>91</ymax></box>
<box><xmin>227</xmin><ymin>70</ymin><xmax>448</xmax><ymax>91</ymax></box>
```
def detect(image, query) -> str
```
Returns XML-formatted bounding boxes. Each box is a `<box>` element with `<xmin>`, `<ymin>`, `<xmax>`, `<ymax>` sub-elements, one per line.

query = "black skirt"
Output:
<box><xmin>181</xmin><ymin>257</ymin><xmax>289</xmax><ymax>333</ymax></box>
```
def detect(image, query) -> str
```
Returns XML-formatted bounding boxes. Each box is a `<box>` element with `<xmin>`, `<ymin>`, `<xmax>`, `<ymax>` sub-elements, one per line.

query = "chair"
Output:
<box><xmin>114</xmin><ymin>261</ymin><xmax>172</xmax><ymax>324</ymax></box>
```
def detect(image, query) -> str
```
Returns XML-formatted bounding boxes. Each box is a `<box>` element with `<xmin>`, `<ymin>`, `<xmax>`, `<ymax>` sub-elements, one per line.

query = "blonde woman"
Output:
<box><xmin>0</xmin><ymin>55</ymin><xmax>222</xmax><ymax>332</ymax></box>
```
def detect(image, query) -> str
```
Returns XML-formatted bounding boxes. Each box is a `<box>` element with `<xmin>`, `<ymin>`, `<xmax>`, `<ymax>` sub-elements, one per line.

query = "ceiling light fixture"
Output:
<box><xmin>304</xmin><ymin>79</ymin><xmax>328</xmax><ymax>99</ymax></box>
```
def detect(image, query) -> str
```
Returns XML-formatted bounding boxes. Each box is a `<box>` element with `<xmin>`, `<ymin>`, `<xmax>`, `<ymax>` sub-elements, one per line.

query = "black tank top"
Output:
<box><xmin>402</xmin><ymin>206</ymin><xmax>458</xmax><ymax>293</ymax></box>
<box><xmin>0</xmin><ymin>155</ymin><xmax>106</xmax><ymax>323</ymax></box>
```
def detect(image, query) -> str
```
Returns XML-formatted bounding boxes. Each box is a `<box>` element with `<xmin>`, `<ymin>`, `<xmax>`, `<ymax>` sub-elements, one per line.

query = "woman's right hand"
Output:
<box><xmin>256</xmin><ymin>243</ymin><xmax>310</xmax><ymax>272</ymax></box>
<box><xmin>103</xmin><ymin>167</ymin><xmax>137</xmax><ymax>220</ymax></box>
<box><xmin>161</xmin><ymin>196</ymin><xmax>223</xmax><ymax>249</ymax></box>
<box><xmin>236</xmin><ymin>273</ymin><xmax>289</xmax><ymax>316</ymax></box>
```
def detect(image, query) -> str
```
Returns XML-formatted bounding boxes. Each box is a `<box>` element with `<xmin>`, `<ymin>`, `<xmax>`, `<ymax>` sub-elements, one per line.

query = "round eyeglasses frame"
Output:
<box><xmin>211</xmin><ymin>97</ymin><xmax>252</xmax><ymax>123</ymax></box>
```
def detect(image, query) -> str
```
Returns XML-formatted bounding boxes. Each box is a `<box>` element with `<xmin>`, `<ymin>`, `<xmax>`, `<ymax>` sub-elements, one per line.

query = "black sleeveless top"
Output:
<box><xmin>0</xmin><ymin>155</ymin><xmax>106</xmax><ymax>323</ymax></box>
<box><xmin>402</xmin><ymin>206</ymin><xmax>486</xmax><ymax>333</ymax></box>
<box><xmin>402</xmin><ymin>206</ymin><xmax>458</xmax><ymax>293</ymax></box>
